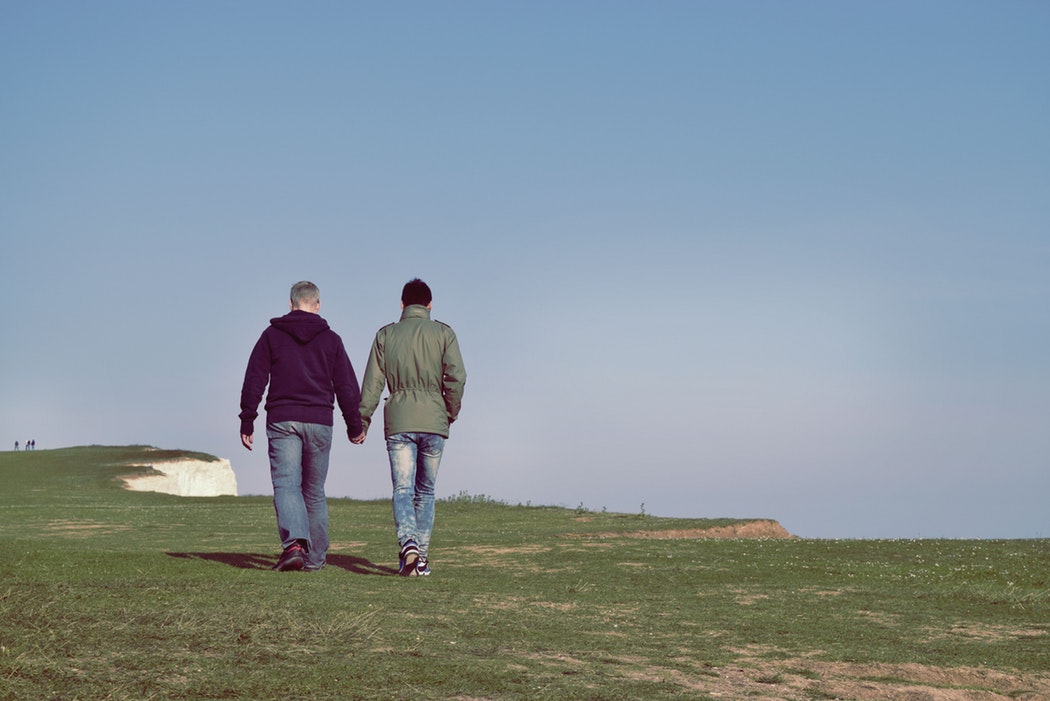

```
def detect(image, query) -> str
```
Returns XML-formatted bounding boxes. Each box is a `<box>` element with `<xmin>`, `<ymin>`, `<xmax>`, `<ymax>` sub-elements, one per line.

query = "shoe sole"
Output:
<box><xmin>399</xmin><ymin>541</ymin><xmax>420</xmax><ymax>576</ymax></box>
<box><xmin>400</xmin><ymin>552</ymin><xmax>419</xmax><ymax>576</ymax></box>
<box><xmin>274</xmin><ymin>559</ymin><xmax>304</xmax><ymax>572</ymax></box>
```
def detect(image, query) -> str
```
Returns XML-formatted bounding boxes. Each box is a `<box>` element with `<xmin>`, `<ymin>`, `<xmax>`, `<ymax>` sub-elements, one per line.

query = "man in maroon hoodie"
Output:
<box><xmin>239</xmin><ymin>281</ymin><xmax>365</xmax><ymax>572</ymax></box>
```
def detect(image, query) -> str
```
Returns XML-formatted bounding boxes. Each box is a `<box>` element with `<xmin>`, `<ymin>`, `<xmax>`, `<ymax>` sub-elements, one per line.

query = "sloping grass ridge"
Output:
<box><xmin>1</xmin><ymin>446</ymin><xmax>1048</xmax><ymax>700</ymax></box>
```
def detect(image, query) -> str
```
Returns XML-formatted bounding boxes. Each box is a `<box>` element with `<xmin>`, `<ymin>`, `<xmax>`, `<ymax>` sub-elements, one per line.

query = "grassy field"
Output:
<box><xmin>1</xmin><ymin>446</ymin><xmax>1048</xmax><ymax>701</ymax></box>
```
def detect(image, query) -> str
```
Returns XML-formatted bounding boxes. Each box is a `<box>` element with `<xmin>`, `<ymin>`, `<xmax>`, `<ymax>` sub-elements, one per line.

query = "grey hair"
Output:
<box><xmin>290</xmin><ymin>280</ymin><xmax>320</xmax><ymax>308</ymax></box>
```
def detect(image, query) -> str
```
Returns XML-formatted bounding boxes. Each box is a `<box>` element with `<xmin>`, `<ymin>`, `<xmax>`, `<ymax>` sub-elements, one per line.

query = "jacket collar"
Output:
<box><xmin>400</xmin><ymin>304</ymin><xmax>431</xmax><ymax>321</ymax></box>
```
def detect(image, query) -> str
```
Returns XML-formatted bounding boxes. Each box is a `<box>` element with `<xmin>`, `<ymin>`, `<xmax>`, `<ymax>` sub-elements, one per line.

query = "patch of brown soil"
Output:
<box><xmin>454</xmin><ymin>544</ymin><xmax>552</xmax><ymax>556</ymax></box>
<box><xmin>44</xmin><ymin>519</ymin><xmax>132</xmax><ymax>537</ymax></box>
<box><xmin>926</xmin><ymin>623</ymin><xmax>1048</xmax><ymax>644</ymax></box>
<box><xmin>727</xmin><ymin>588</ymin><xmax>771</xmax><ymax>606</ymax></box>
<box><xmin>485</xmin><ymin>596</ymin><xmax>577</xmax><ymax>613</ymax></box>
<box><xmin>799</xmin><ymin>660</ymin><xmax>1049</xmax><ymax>701</ymax></box>
<box><xmin>568</xmin><ymin>519</ymin><xmax>795</xmax><ymax>540</ymax></box>
<box><xmin>328</xmin><ymin>541</ymin><xmax>370</xmax><ymax>551</ymax></box>
<box><xmin>524</xmin><ymin>650</ymin><xmax>1050</xmax><ymax>700</ymax></box>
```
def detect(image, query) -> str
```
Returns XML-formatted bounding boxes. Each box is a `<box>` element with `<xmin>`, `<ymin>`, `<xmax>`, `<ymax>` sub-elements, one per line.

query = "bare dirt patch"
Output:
<box><xmin>926</xmin><ymin>623</ymin><xmax>1049</xmax><ymax>644</ymax></box>
<box><xmin>453</xmin><ymin>544</ymin><xmax>552</xmax><ymax>557</ymax></box>
<box><xmin>566</xmin><ymin>519</ymin><xmax>795</xmax><ymax>541</ymax></box>
<box><xmin>44</xmin><ymin>519</ymin><xmax>132</xmax><ymax>538</ymax></box>
<box><xmin>524</xmin><ymin>649</ymin><xmax>1050</xmax><ymax>700</ymax></box>
<box><xmin>727</xmin><ymin>588</ymin><xmax>772</xmax><ymax>606</ymax></box>
<box><xmin>795</xmin><ymin>659</ymin><xmax>1049</xmax><ymax>701</ymax></box>
<box><xmin>328</xmin><ymin>541</ymin><xmax>370</xmax><ymax>551</ymax></box>
<box><xmin>482</xmin><ymin>596</ymin><xmax>576</xmax><ymax>613</ymax></box>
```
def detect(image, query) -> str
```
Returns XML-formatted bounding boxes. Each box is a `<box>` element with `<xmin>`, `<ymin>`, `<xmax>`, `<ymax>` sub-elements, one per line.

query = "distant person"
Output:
<box><xmin>239</xmin><ymin>281</ymin><xmax>365</xmax><ymax>572</ymax></box>
<box><xmin>355</xmin><ymin>278</ymin><xmax>466</xmax><ymax>576</ymax></box>
<box><xmin>14</xmin><ymin>441</ymin><xmax>18</xmax><ymax>451</ymax></box>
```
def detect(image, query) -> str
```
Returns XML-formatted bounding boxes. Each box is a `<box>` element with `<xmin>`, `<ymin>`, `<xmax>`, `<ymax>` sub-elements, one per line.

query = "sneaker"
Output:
<box><xmin>416</xmin><ymin>558</ymin><xmax>430</xmax><ymax>577</ymax></box>
<box><xmin>273</xmin><ymin>543</ymin><xmax>305</xmax><ymax>572</ymax></box>
<box><xmin>399</xmin><ymin>540</ymin><xmax>420</xmax><ymax>577</ymax></box>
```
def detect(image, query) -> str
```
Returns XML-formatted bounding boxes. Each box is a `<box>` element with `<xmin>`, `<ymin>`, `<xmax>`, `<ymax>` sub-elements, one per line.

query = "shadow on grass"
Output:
<box><xmin>166</xmin><ymin>552</ymin><xmax>398</xmax><ymax>575</ymax></box>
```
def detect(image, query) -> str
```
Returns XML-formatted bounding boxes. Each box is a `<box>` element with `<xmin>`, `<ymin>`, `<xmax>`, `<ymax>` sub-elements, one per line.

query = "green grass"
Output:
<box><xmin>1</xmin><ymin>446</ymin><xmax>1048</xmax><ymax>700</ymax></box>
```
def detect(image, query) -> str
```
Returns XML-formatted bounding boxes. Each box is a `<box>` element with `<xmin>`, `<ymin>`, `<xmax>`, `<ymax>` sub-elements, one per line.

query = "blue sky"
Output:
<box><xmin>2</xmin><ymin>2</ymin><xmax>1047</xmax><ymax>538</ymax></box>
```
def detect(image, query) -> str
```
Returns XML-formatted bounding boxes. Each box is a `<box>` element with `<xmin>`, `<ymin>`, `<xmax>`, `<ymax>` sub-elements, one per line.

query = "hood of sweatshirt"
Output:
<box><xmin>269</xmin><ymin>309</ymin><xmax>331</xmax><ymax>345</ymax></box>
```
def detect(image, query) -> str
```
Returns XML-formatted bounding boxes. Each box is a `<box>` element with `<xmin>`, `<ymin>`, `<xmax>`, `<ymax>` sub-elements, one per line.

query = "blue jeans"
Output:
<box><xmin>387</xmin><ymin>432</ymin><xmax>445</xmax><ymax>559</ymax></box>
<box><xmin>267</xmin><ymin>421</ymin><xmax>332</xmax><ymax>570</ymax></box>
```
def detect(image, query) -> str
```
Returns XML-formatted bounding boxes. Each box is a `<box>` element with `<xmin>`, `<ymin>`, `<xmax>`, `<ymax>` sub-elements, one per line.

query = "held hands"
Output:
<box><xmin>243</xmin><ymin>431</ymin><xmax>364</xmax><ymax>448</ymax></box>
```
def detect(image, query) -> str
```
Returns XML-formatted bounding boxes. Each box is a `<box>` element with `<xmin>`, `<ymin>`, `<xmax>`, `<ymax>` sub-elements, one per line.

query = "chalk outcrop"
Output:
<box><xmin>122</xmin><ymin>458</ymin><xmax>238</xmax><ymax>497</ymax></box>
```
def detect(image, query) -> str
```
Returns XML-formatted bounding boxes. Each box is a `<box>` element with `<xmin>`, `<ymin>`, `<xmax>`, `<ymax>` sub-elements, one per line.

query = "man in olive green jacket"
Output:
<box><xmin>354</xmin><ymin>279</ymin><xmax>466</xmax><ymax>576</ymax></box>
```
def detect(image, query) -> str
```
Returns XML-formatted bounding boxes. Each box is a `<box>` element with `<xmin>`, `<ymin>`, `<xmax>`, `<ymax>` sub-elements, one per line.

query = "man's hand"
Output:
<box><xmin>350</xmin><ymin>431</ymin><xmax>366</xmax><ymax>445</ymax></box>
<box><xmin>241</xmin><ymin>434</ymin><xmax>253</xmax><ymax>451</ymax></box>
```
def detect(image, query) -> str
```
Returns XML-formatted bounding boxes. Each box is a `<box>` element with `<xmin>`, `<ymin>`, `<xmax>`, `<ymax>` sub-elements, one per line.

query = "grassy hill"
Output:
<box><xmin>1</xmin><ymin>446</ymin><xmax>1048</xmax><ymax>700</ymax></box>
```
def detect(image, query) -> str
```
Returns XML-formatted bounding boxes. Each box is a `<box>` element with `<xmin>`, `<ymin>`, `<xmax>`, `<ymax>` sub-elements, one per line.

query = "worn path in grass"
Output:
<box><xmin>1</xmin><ymin>446</ymin><xmax>1048</xmax><ymax>700</ymax></box>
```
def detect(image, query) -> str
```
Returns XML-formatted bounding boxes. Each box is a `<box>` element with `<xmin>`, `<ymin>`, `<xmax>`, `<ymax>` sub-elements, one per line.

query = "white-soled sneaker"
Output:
<box><xmin>416</xmin><ymin>558</ymin><xmax>431</xmax><ymax>577</ymax></box>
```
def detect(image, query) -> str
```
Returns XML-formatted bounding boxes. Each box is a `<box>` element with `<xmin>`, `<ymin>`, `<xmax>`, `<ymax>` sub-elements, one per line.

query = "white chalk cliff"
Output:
<box><xmin>122</xmin><ymin>458</ymin><xmax>238</xmax><ymax>497</ymax></box>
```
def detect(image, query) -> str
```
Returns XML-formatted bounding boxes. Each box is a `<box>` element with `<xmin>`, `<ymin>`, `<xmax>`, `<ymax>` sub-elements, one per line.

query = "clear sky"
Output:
<box><xmin>2</xmin><ymin>2</ymin><xmax>1048</xmax><ymax>539</ymax></box>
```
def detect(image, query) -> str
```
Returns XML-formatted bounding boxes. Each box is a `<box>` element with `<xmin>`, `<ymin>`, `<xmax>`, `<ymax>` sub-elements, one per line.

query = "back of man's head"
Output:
<box><xmin>402</xmin><ymin>278</ymin><xmax>432</xmax><ymax>307</ymax></box>
<box><xmin>291</xmin><ymin>281</ymin><xmax>320</xmax><ymax>309</ymax></box>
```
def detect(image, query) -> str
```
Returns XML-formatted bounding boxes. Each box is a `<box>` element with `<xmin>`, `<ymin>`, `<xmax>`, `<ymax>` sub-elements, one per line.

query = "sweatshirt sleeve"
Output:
<box><xmin>358</xmin><ymin>332</ymin><xmax>386</xmax><ymax>434</ymax></box>
<box><xmin>441</xmin><ymin>330</ymin><xmax>466</xmax><ymax>424</ymax></box>
<box><xmin>331</xmin><ymin>340</ymin><xmax>364</xmax><ymax>439</ymax></box>
<box><xmin>238</xmin><ymin>332</ymin><xmax>271</xmax><ymax>436</ymax></box>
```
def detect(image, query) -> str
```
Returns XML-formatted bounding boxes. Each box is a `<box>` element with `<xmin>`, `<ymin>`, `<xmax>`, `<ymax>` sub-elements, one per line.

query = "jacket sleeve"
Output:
<box><xmin>441</xmin><ymin>330</ymin><xmax>466</xmax><ymax>424</ymax></box>
<box><xmin>358</xmin><ymin>332</ymin><xmax>386</xmax><ymax>434</ymax></box>
<box><xmin>238</xmin><ymin>332</ymin><xmax>271</xmax><ymax>436</ymax></box>
<box><xmin>331</xmin><ymin>340</ymin><xmax>364</xmax><ymax>439</ymax></box>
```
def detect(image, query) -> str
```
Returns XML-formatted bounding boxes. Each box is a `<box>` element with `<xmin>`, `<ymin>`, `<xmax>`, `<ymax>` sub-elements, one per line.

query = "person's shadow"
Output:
<box><xmin>166</xmin><ymin>551</ymin><xmax>397</xmax><ymax>575</ymax></box>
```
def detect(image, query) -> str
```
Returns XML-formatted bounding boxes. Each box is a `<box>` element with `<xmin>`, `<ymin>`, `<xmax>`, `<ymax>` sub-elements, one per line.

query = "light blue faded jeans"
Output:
<box><xmin>387</xmin><ymin>432</ymin><xmax>445</xmax><ymax>559</ymax></box>
<box><xmin>267</xmin><ymin>421</ymin><xmax>332</xmax><ymax>570</ymax></box>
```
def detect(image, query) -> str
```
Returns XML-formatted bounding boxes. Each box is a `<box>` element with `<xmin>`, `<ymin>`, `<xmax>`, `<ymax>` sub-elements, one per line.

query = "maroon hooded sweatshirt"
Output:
<box><xmin>239</xmin><ymin>310</ymin><xmax>363</xmax><ymax>440</ymax></box>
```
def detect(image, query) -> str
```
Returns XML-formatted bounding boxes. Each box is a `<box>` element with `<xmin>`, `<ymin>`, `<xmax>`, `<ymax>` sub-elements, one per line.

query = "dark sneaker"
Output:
<box><xmin>399</xmin><ymin>540</ymin><xmax>420</xmax><ymax>577</ymax></box>
<box><xmin>416</xmin><ymin>558</ymin><xmax>431</xmax><ymax>577</ymax></box>
<box><xmin>273</xmin><ymin>543</ymin><xmax>305</xmax><ymax>572</ymax></box>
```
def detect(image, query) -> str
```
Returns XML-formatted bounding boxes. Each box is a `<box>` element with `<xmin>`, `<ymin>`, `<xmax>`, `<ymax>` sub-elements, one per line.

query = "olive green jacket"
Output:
<box><xmin>359</xmin><ymin>305</ymin><xmax>466</xmax><ymax>438</ymax></box>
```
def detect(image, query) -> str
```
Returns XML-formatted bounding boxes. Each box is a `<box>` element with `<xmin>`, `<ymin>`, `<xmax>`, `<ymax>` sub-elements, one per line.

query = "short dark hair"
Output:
<box><xmin>401</xmin><ymin>278</ymin><xmax>432</xmax><ymax>307</ymax></box>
